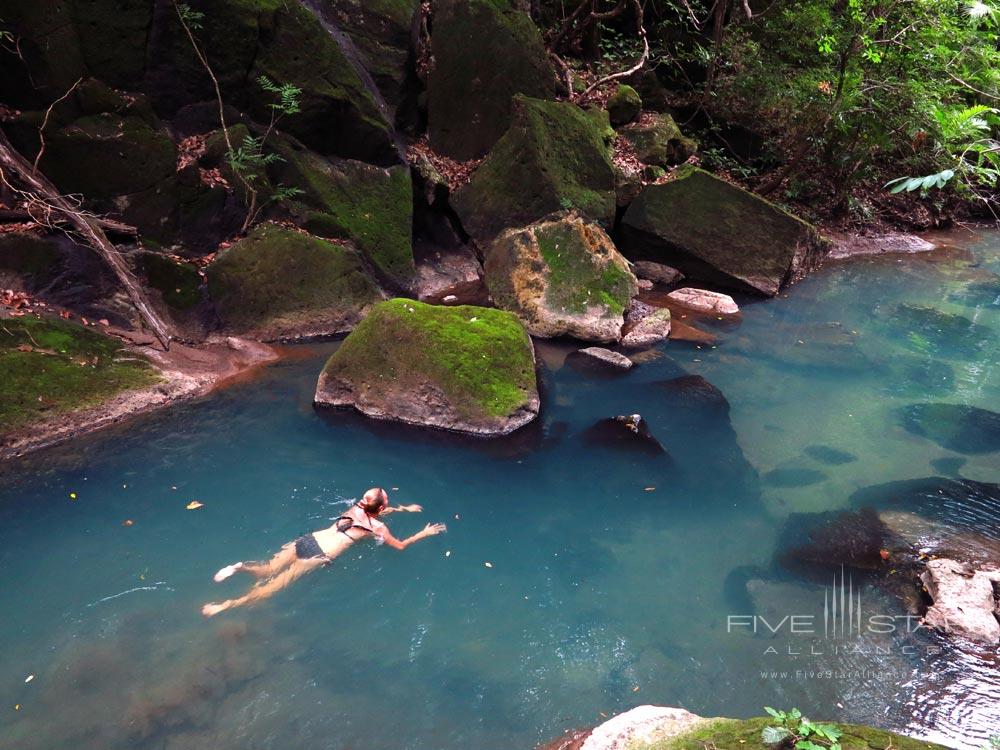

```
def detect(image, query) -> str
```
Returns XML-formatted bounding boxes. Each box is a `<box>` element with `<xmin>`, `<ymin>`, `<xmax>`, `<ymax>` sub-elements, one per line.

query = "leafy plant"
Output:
<box><xmin>762</xmin><ymin>707</ymin><xmax>843</xmax><ymax>750</ymax></box>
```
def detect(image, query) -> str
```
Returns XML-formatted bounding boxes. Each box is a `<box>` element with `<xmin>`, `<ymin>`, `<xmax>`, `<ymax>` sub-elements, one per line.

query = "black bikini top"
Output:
<box><xmin>335</xmin><ymin>504</ymin><xmax>377</xmax><ymax>539</ymax></box>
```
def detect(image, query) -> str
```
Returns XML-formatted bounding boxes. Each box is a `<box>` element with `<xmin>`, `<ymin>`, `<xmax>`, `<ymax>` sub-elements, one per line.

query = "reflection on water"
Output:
<box><xmin>1</xmin><ymin>231</ymin><xmax>999</xmax><ymax>750</ymax></box>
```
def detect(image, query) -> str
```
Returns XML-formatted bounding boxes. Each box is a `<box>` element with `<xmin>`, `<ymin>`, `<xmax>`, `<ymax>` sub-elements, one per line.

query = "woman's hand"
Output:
<box><xmin>400</xmin><ymin>504</ymin><xmax>423</xmax><ymax>513</ymax></box>
<box><xmin>423</xmin><ymin>522</ymin><xmax>447</xmax><ymax>536</ymax></box>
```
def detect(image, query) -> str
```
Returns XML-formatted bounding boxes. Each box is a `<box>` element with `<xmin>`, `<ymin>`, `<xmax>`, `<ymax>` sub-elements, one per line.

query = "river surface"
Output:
<box><xmin>1</xmin><ymin>232</ymin><xmax>998</xmax><ymax>750</ymax></box>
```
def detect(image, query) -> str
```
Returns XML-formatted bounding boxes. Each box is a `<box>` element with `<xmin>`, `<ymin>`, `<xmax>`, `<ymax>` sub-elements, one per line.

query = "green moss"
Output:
<box><xmin>0</xmin><ymin>316</ymin><xmax>159</xmax><ymax>433</ymax></box>
<box><xmin>271</xmin><ymin>135</ymin><xmax>414</xmax><ymax>284</ymax></box>
<box><xmin>206</xmin><ymin>224</ymin><xmax>382</xmax><ymax>336</ymax></box>
<box><xmin>535</xmin><ymin>222</ymin><xmax>632</xmax><ymax>315</ymax></box>
<box><xmin>453</xmin><ymin>96</ymin><xmax>616</xmax><ymax>245</ymax></box>
<box><xmin>607</xmin><ymin>84</ymin><xmax>642</xmax><ymax>126</ymax></box>
<box><xmin>641</xmin><ymin>717</ymin><xmax>952</xmax><ymax>750</ymax></box>
<box><xmin>141</xmin><ymin>253</ymin><xmax>203</xmax><ymax>311</ymax></box>
<box><xmin>324</xmin><ymin>298</ymin><xmax>536</xmax><ymax>419</ymax></box>
<box><xmin>620</xmin><ymin>113</ymin><xmax>697</xmax><ymax>167</ymax></box>
<box><xmin>428</xmin><ymin>0</ymin><xmax>559</xmax><ymax>159</ymax></box>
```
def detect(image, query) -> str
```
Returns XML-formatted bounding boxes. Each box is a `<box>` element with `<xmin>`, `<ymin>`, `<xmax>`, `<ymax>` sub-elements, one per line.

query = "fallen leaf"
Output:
<box><xmin>14</xmin><ymin>704</ymin><xmax>20</xmax><ymax>711</ymax></box>
<box><xmin>445</xmin><ymin>550</ymin><xmax>451</xmax><ymax>557</ymax></box>
<box><xmin>69</xmin><ymin>492</ymin><xmax>77</xmax><ymax>500</ymax></box>
<box><xmin>24</xmin><ymin>675</ymin><xmax>33</xmax><ymax>683</ymax></box>
<box><xmin>632</xmin><ymin>686</ymin><xmax>640</xmax><ymax>692</ymax></box>
<box><xmin>484</xmin><ymin>561</ymin><xmax>493</xmax><ymax>568</ymax></box>
<box><xmin>644</xmin><ymin>486</ymin><xmax>655</xmax><ymax>492</ymax></box>
<box><xmin>186</xmin><ymin>501</ymin><xmax>204</xmax><ymax>510</ymax></box>
<box><xmin>879</xmin><ymin>549</ymin><xmax>890</xmax><ymax>560</ymax></box>
<box><xmin>123</xmin><ymin>519</ymin><xmax>134</xmax><ymax>527</ymax></box>
<box><xmin>98</xmin><ymin>319</ymin><xmax>109</xmax><ymax>326</ymax></box>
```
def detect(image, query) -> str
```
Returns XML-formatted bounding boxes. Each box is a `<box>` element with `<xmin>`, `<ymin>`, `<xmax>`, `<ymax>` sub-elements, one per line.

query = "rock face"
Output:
<box><xmin>484</xmin><ymin>212</ymin><xmax>638</xmax><ymax>342</ymax></box>
<box><xmin>428</xmin><ymin>0</ymin><xmax>559</xmax><ymax>160</ymax></box>
<box><xmin>453</xmin><ymin>97</ymin><xmax>617</xmax><ymax>246</ymax></box>
<box><xmin>206</xmin><ymin>224</ymin><xmax>383</xmax><ymax>340</ymax></box>
<box><xmin>270</xmin><ymin>136</ymin><xmax>415</xmax><ymax>285</ymax></box>
<box><xmin>633</xmin><ymin>260</ymin><xmax>683</xmax><ymax>285</ymax></box>
<box><xmin>570</xmin><ymin>347</ymin><xmax>633</xmax><ymax>371</ymax></box>
<box><xmin>666</xmin><ymin>288</ymin><xmax>739</xmax><ymax>315</ymax></box>
<box><xmin>620</xmin><ymin>166</ymin><xmax>828</xmax><ymax>296</ymax></box>
<box><xmin>921</xmin><ymin>558</ymin><xmax>1000</xmax><ymax>643</ymax></box>
<box><xmin>314</xmin><ymin>299</ymin><xmax>539</xmax><ymax>435</ymax></box>
<box><xmin>619</xmin><ymin>113</ymin><xmax>696</xmax><ymax>168</ymax></box>
<box><xmin>606</xmin><ymin>84</ymin><xmax>642</xmax><ymax>127</ymax></box>
<box><xmin>899</xmin><ymin>403</ymin><xmax>1000</xmax><ymax>454</ymax></box>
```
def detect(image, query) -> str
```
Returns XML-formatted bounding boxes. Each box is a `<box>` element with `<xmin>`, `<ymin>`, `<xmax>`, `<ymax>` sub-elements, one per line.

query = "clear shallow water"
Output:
<box><xmin>1</xmin><ymin>234</ymin><xmax>999</xmax><ymax>750</ymax></box>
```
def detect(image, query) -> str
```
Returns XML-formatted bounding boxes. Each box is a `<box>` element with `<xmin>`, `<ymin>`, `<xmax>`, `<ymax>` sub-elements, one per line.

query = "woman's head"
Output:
<box><xmin>359</xmin><ymin>487</ymin><xmax>389</xmax><ymax>515</ymax></box>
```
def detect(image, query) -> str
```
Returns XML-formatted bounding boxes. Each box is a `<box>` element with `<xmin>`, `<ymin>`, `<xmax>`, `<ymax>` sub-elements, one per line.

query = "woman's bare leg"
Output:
<box><xmin>213</xmin><ymin>542</ymin><xmax>297</xmax><ymax>582</ymax></box>
<box><xmin>202</xmin><ymin>558</ymin><xmax>326</xmax><ymax>617</ymax></box>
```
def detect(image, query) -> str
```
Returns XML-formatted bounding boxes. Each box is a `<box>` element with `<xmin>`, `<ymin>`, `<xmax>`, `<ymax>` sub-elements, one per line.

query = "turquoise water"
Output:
<box><xmin>1</xmin><ymin>233</ymin><xmax>999</xmax><ymax>750</ymax></box>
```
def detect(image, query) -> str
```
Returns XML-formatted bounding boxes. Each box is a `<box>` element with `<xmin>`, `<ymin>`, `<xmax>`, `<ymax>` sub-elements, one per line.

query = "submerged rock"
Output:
<box><xmin>780</xmin><ymin>507</ymin><xmax>902</xmax><ymax>574</ymax></box>
<box><xmin>206</xmin><ymin>224</ymin><xmax>383</xmax><ymax>340</ymax></box>
<box><xmin>618</xmin><ymin>113</ymin><xmax>696</xmax><ymax>168</ymax></box>
<box><xmin>803</xmin><ymin>444</ymin><xmax>858</xmax><ymax>465</ymax></box>
<box><xmin>899</xmin><ymin>403</ymin><xmax>1000</xmax><ymax>454</ymax></box>
<box><xmin>619</xmin><ymin>166</ymin><xmax>827</xmax><ymax>296</ymax></box>
<box><xmin>921</xmin><ymin>558</ymin><xmax>1000</xmax><ymax>643</ymax></box>
<box><xmin>428</xmin><ymin>0</ymin><xmax>559</xmax><ymax>160</ymax></box>
<box><xmin>666</xmin><ymin>287</ymin><xmax>739</xmax><ymax>315</ymax></box>
<box><xmin>484</xmin><ymin>212</ymin><xmax>637</xmax><ymax>342</ymax></box>
<box><xmin>570</xmin><ymin>347</ymin><xmax>634</xmax><ymax>371</ymax></box>
<box><xmin>949</xmin><ymin>276</ymin><xmax>1000</xmax><ymax>308</ymax></box>
<box><xmin>583</xmin><ymin>414</ymin><xmax>666</xmax><ymax>456</ymax></box>
<box><xmin>885</xmin><ymin>304</ymin><xmax>994</xmax><ymax>360</ymax></box>
<box><xmin>621</xmin><ymin>308</ymin><xmax>672</xmax><ymax>349</ymax></box>
<box><xmin>314</xmin><ymin>299</ymin><xmax>539</xmax><ymax>435</ymax></box>
<box><xmin>606</xmin><ymin>84</ymin><xmax>642</xmax><ymax>127</ymax></box>
<box><xmin>655</xmin><ymin>375</ymin><xmax>729</xmax><ymax>413</ymax></box>
<box><xmin>632</xmin><ymin>261</ymin><xmax>683</xmax><ymax>286</ymax></box>
<box><xmin>763</xmin><ymin>466</ymin><xmax>828</xmax><ymax>488</ymax></box>
<box><xmin>453</xmin><ymin>96</ymin><xmax>617</xmax><ymax>246</ymax></box>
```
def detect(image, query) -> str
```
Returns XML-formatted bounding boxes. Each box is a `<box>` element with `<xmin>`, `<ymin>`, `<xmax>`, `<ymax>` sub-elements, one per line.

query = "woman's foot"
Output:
<box><xmin>213</xmin><ymin>562</ymin><xmax>243</xmax><ymax>582</ymax></box>
<box><xmin>202</xmin><ymin>601</ymin><xmax>230</xmax><ymax>617</ymax></box>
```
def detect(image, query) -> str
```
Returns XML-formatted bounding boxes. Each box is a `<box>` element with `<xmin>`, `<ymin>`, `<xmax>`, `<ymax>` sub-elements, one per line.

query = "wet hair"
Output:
<box><xmin>359</xmin><ymin>487</ymin><xmax>388</xmax><ymax>515</ymax></box>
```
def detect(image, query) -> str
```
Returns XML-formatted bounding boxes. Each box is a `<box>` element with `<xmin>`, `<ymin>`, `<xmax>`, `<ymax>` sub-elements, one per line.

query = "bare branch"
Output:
<box><xmin>33</xmin><ymin>76</ymin><xmax>84</xmax><ymax>174</ymax></box>
<box><xmin>574</xmin><ymin>0</ymin><xmax>649</xmax><ymax>100</ymax></box>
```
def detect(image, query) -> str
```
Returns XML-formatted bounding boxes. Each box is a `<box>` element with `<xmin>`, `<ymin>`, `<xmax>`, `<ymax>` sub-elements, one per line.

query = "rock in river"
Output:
<box><xmin>920</xmin><ymin>558</ymin><xmax>1000</xmax><ymax>643</ymax></box>
<box><xmin>314</xmin><ymin>299</ymin><xmax>539</xmax><ymax>435</ymax></box>
<box><xmin>569</xmin><ymin>347</ymin><xmax>634</xmax><ymax>371</ymax></box>
<box><xmin>899</xmin><ymin>403</ymin><xmax>1000</xmax><ymax>454</ymax></box>
<box><xmin>583</xmin><ymin>414</ymin><xmax>666</xmax><ymax>456</ymax></box>
<box><xmin>666</xmin><ymin>288</ymin><xmax>739</xmax><ymax>315</ymax></box>
<box><xmin>621</xmin><ymin>308</ymin><xmax>671</xmax><ymax>349</ymax></box>
<box><xmin>619</xmin><ymin>166</ymin><xmax>828</xmax><ymax>296</ymax></box>
<box><xmin>485</xmin><ymin>212</ymin><xmax>638</xmax><ymax>342</ymax></box>
<box><xmin>632</xmin><ymin>261</ymin><xmax>684</xmax><ymax>286</ymax></box>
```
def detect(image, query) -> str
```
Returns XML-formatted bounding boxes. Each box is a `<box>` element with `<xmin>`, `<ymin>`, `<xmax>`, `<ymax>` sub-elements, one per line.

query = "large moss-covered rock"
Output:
<box><xmin>607</xmin><ymin>84</ymin><xmax>642</xmax><ymax>126</ymax></box>
<box><xmin>619</xmin><ymin>113</ymin><xmax>697</xmax><ymax>167</ymax></box>
<box><xmin>315</xmin><ymin>298</ymin><xmax>539</xmax><ymax>435</ymax></box>
<box><xmin>319</xmin><ymin>0</ymin><xmax>420</xmax><ymax>111</ymax></box>
<box><xmin>269</xmin><ymin>135</ymin><xmax>415</xmax><ymax>285</ymax></box>
<box><xmin>428</xmin><ymin>0</ymin><xmax>559</xmax><ymax>159</ymax></box>
<box><xmin>452</xmin><ymin>96</ymin><xmax>616</xmax><ymax>246</ymax></box>
<box><xmin>485</xmin><ymin>212</ymin><xmax>637</xmax><ymax>342</ymax></box>
<box><xmin>206</xmin><ymin>224</ymin><xmax>383</xmax><ymax>340</ymax></box>
<box><xmin>0</xmin><ymin>316</ymin><xmax>159</xmax><ymax>435</ymax></box>
<box><xmin>620</xmin><ymin>166</ymin><xmax>828</xmax><ymax>296</ymax></box>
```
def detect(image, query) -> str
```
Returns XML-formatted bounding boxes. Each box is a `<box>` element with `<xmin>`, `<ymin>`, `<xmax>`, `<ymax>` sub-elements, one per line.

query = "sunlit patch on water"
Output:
<box><xmin>0</xmin><ymin>232</ymin><xmax>998</xmax><ymax>750</ymax></box>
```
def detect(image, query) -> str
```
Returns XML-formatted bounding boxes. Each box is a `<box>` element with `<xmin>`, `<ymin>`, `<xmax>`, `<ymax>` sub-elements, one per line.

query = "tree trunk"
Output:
<box><xmin>0</xmin><ymin>128</ymin><xmax>173</xmax><ymax>350</ymax></box>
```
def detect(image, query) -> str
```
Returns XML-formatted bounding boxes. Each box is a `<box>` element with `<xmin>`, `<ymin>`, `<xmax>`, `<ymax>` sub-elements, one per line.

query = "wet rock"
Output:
<box><xmin>763</xmin><ymin>466</ymin><xmax>828</xmax><ymax>488</ymax></box>
<box><xmin>453</xmin><ymin>96</ymin><xmax>617</xmax><ymax>246</ymax></box>
<box><xmin>920</xmin><ymin>558</ymin><xmax>1000</xmax><ymax>643</ymax></box>
<box><xmin>780</xmin><ymin>507</ymin><xmax>904</xmax><ymax>575</ymax></box>
<box><xmin>666</xmin><ymin>287</ymin><xmax>739</xmax><ymax>315</ymax></box>
<box><xmin>949</xmin><ymin>276</ymin><xmax>1000</xmax><ymax>308</ymax></box>
<box><xmin>655</xmin><ymin>375</ymin><xmax>729</xmax><ymax>414</ymax></box>
<box><xmin>803</xmin><ymin>444</ymin><xmax>857</xmax><ymax>465</ymax></box>
<box><xmin>428</xmin><ymin>0</ymin><xmax>559</xmax><ymax>160</ymax></box>
<box><xmin>413</xmin><ymin>248</ymin><xmax>487</xmax><ymax>305</ymax></box>
<box><xmin>484</xmin><ymin>212</ymin><xmax>637</xmax><ymax>342</ymax></box>
<box><xmin>900</xmin><ymin>403</ymin><xmax>1000</xmax><ymax>454</ymax></box>
<box><xmin>583</xmin><ymin>414</ymin><xmax>666</xmax><ymax>456</ymax></box>
<box><xmin>632</xmin><ymin>260</ymin><xmax>684</xmax><ymax>286</ymax></box>
<box><xmin>570</xmin><ymin>347</ymin><xmax>634</xmax><ymax>371</ymax></box>
<box><xmin>621</xmin><ymin>307</ymin><xmax>671</xmax><ymax>349</ymax></box>
<box><xmin>886</xmin><ymin>304</ymin><xmax>994</xmax><ymax>360</ymax></box>
<box><xmin>606</xmin><ymin>84</ymin><xmax>642</xmax><ymax>127</ymax></box>
<box><xmin>929</xmin><ymin>456</ymin><xmax>966</xmax><ymax>477</ymax></box>
<box><xmin>576</xmin><ymin>706</ymin><xmax>708</xmax><ymax>750</ymax></box>
<box><xmin>618</xmin><ymin>113</ymin><xmax>697</xmax><ymax>168</ymax></box>
<box><xmin>206</xmin><ymin>224</ymin><xmax>383</xmax><ymax>341</ymax></box>
<box><xmin>315</xmin><ymin>299</ymin><xmax>539</xmax><ymax>435</ymax></box>
<box><xmin>620</xmin><ymin>166</ymin><xmax>828</xmax><ymax>296</ymax></box>
<box><xmin>826</xmin><ymin>231</ymin><xmax>936</xmax><ymax>260</ymax></box>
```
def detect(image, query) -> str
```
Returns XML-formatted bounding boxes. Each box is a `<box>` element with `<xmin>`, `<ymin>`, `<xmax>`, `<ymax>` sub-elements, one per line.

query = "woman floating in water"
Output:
<box><xmin>202</xmin><ymin>487</ymin><xmax>446</xmax><ymax>617</ymax></box>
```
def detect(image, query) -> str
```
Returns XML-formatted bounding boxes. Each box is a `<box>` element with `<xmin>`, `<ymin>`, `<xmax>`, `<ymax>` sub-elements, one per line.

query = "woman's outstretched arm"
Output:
<box><xmin>378</xmin><ymin>523</ymin><xmax>446</xmax><ymax>550</ymax></box>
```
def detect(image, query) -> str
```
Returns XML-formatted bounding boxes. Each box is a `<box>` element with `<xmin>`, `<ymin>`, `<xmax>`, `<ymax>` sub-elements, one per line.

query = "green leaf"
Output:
<box><xmin>765</xmin><ymin>707</ymin><xmax>785</xmax><ymax>719</ymax></box>
<box><xmin>763</xmin><ymin>727</ymin><xmax>793</xmax><ymax>745</ymax></box>
<box><xmin>795</xmin><ymin>741</ymin><xmax>826</xmax><ymax>750</ymax></box>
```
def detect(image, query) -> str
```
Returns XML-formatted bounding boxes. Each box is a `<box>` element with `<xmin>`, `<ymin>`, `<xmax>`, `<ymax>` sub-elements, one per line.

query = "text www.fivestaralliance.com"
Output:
<box><xmin>760</xmin><ymin>670</ymin><xmax>911</xmax><ymax>680</ymax></box>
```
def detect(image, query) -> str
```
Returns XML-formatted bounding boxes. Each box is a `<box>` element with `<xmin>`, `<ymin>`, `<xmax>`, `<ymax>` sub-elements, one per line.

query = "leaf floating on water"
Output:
<box><xmin>14</xmin><ymin>704</ymin><xmax>20</xmax><ymax>711</ymax></box>
<box><xmin>24</xmin><ymin>675</ymin><xmax>33</xmax><ymax>683</ymax></box>
<box><xmin>644</xmin><ymin>486</ymin><xmax>656</xmax><ymax>492</ymax></box>
<box><xmin>445</xmin><ymin>550</ymin><xmax>451</xmax><ymax>557</ymax></box>
<box><xmin>879</xmin><ymin>549</ymin><xmax>890</xmax><ymax>560</ymax></box>
<box><xmin>69</xmin><ymin>492</ymin><xmax>77</xmax><ymax>501</ymax></box>
<box><xmin>186</xmin><ymin>501</ymin><xmax>204</xmax><ymax>510</ymax></box>
<box><xmin>632</xmin><ymin>686</ymin><xmax>640</xmax><ymax>692</ymax></box>
<box><xmin>123</xmin><ymin>519</ymin><xmax>134</xmax><ymax>527</ymax></box>
<box><xmin>484</xmin><ymin>561</ymin><xmax>493</xmax><ymax>568</ymax></box>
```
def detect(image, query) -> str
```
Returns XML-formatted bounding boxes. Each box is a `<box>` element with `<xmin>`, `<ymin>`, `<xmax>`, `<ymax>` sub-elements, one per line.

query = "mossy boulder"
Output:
<box><xmin>323</xmin><ymin>0</ymin><xmax>421</xmax><ymax>111</ymax></box>
<box><xmin>452</xmin><ymin>96</ymin><xmax>617</xmax><ymax>247</ymax></box>
<box><xmin>607</xmin><ymin>84</ymin><xmax>642</xmax><ymax>126</ymax></box>
<box><xmin>485</xmin><ymin>212</ymin><xmax>637</xmax><ymax>342</ymax></box>
<box><xmin>428</xmin><ymin>0</ymin><xmax>560</xmax><ymax>160</ymax></box>
<box><xmin>314</xmin><ymin>298</ymin><xmax>539</xmax><ymax>435</ymax></box>
<box><xmin>0</xmin><ymin>232</ymin><xmax>61</xmax><ymax>286</ymax></box>
<box><xmin>619</xmin><ymin>113</ymin><xmax>697</xmax><ymax>167</ymax></box>
<box><xmin>620</xmin><ymin>166</ymin><xmax>828</xmax><ymax>296</ymax></box>
<box><xmin>139</xmin><ymin>253</ymin><xmax>203</xmax><ymax>311</ymax></box>
<box><xmin>0</xmin><ymin>316</ymin><xmax>159</xmax><ymax>435</ymax></box>
<box><xmin>206</xmin><ymin>224</ymin><xmax>383</xmax><ymax>340</ymax></box>
<box><xmin>269</xmin><ymin>134</ymin><xmax>415</xmax><ymax>285</ymax></box>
